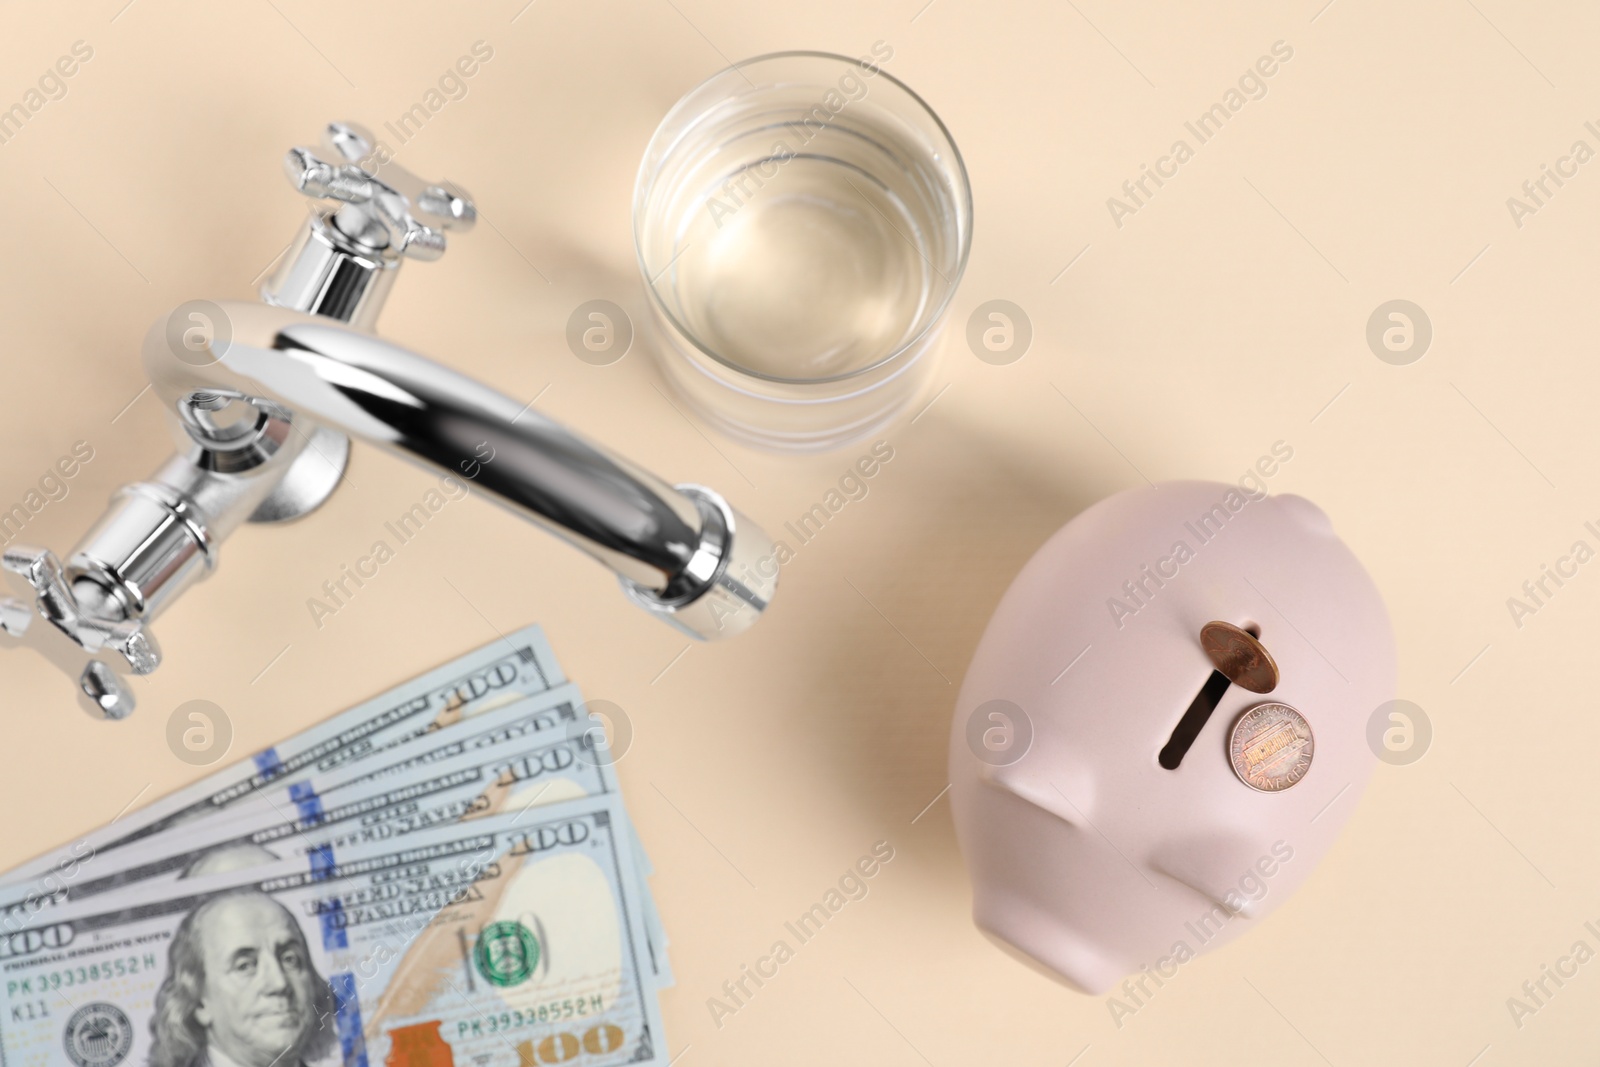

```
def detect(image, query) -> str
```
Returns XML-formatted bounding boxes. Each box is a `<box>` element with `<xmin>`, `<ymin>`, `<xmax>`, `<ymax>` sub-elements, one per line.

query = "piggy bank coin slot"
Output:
<box><xmin>1158</xmin><ymin>669</ymin><xmax>1232</xmax><ymax>769</ymax></box>
<box><xmin>1158</xmin><ymin>622</ymin><xmax>1266</xmax><ymax>770</ymax></box>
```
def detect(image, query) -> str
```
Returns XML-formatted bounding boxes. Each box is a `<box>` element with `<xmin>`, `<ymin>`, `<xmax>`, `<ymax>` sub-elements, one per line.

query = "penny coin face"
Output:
<box><xmin>1229</xmin><ymin>702</ymin><xmax>1313</xmax><ymax>792</ymax></box>
<box><xmin>1201</xmin><ymin>621</ymin><xmax>1279</xmax><ymax>694</ymax></box>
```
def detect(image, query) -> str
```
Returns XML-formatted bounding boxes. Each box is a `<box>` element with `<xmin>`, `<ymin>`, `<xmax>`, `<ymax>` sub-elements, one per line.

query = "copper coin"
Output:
<box><xmin>1229</xmin><ymin>702</ymin><xmax>1314</xmax><ymax>792</ymax></box>
<box><xmin>1201</xmin><ymin>621</ymin><xmax>1279</xmax><ymax>694</ymax></box>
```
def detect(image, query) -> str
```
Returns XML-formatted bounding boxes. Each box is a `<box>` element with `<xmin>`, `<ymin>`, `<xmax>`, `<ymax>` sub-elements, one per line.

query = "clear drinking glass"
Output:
<box><xmin>633</xmin><ymin>51</ymin><xmax>972</xmax><ymax>452</ymax></box>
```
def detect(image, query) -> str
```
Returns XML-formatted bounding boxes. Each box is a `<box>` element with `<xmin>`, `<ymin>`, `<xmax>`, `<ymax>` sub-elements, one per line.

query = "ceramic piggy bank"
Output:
<box><xmin>948</xmin><ymin>480</ymin><xmax>1395</xmax><ymax>995</ymax></box>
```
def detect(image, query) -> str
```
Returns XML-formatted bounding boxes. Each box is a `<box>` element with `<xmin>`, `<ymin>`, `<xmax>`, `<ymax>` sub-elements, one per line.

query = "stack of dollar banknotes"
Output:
<box><xmin>0</xmin><ymin>626</ymin><xmax>675</xmax><ymax>1067</ymax></box>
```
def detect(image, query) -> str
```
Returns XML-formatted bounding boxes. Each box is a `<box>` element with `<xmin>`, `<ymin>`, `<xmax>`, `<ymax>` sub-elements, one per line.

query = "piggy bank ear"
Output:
<box><xmin>1273</xmin><ymin>493</ymin><xmax>1334</xmax><ymax>536</ymax></box>
<box><xmin>1149</xmin><ymin>833</ymin><xmax>1275</xmax><ymax>919</ymax></box>
<box><xmin>978</xmin><ymin>767</ymin><xmax>1091</xmax><ymax>830</ymax></box>
<box><xmin>959</xmin><ymin>695</ymin><xmax>1098</xmax><ymax>827</ymax></box>
<box><xmin>970</xmin><ymin>715</ymin><xmax>1102</xmax><ymax>829</ymax></box>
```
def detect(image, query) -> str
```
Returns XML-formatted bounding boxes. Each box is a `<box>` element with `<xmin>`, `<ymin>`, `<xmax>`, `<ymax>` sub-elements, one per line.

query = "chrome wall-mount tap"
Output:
<box><xmin>0</xmin><ymin>122</ymin><xmax>777</xmax><ymax>720</ymax></box>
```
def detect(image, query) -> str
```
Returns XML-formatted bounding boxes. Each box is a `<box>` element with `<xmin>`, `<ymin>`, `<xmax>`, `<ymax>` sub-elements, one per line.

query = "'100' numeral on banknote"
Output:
<box><xmin>1</xmin><ymin>797</ymin><xmax>665</xmax><ymax>1067</ymax></box>
<box><xmin>1</xmin><ymin>626</ymin><xmax>565</xmax><ymax>889</ymax></box>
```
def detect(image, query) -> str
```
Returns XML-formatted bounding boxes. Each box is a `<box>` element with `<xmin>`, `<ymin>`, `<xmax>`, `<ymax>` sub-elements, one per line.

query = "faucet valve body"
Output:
<box><xmin>2</xmin><ymin>122</ymin><xmax>776</xmax><ymax>719</ymax></box>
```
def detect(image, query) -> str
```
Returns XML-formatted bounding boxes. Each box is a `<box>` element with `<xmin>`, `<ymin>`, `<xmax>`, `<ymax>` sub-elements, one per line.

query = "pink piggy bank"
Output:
<box><xmin>948</xmin><ymin>481</ymin><xmax>1395</xmax><ymax>995</ymax></box>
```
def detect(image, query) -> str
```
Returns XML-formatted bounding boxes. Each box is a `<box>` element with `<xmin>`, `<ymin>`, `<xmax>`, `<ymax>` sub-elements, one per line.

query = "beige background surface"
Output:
<box><xmin>1</xmin><ymin>0</ymin><xmax>1596</xmax><ymax>1062</ymax></box>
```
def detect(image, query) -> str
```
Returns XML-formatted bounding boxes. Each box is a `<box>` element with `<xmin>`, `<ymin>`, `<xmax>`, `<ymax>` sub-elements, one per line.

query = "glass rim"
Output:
<box><xmin>632</xmin><ymin>49</ymin><xmax>974</xmax><ymax>387</ymax></box>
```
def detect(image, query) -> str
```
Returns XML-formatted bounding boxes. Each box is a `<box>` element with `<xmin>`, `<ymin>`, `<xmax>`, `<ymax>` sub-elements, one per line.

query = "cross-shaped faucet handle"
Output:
<box><xmin>0</xmin><ymin>546</ymin><xmax>161</xmax><ymax>720</ymax></box>
<box><xmin>283</xmin><ymin>121</ymin><xmax>476</xmax><ymax>263</ymax></box>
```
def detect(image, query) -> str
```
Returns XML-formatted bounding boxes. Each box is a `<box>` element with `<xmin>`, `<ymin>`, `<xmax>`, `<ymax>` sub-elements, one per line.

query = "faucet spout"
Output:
<box><xmin>143</xmin><ymin>300</ymin><xmax>776</xmax><ymax>638</ymax></box>
<box><xmin>0</xmin><ymin>301</ymin><xmax>775</xmax><ymax>720</ymax></box>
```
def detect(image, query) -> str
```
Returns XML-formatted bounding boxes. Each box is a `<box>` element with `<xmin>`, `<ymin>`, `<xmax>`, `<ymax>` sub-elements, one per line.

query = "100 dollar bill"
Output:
<box><xmin>2</xmin><ymin>687</ymin><xmax>671</xmax><ymax>987</ymax></box>
<box><xmin>3</xmin><ymin>627</ymin><xmax>565</xmax><ymax>887</ymax></box>
<box><xmin>0</xmin><ymin>688</ymin><xmax>602</xmax><ymax>913</ymax></box>
<box><xmin>0</xmin><ymin>796</ymin><xmax>665</xmax><ymax>1067</ymax></box>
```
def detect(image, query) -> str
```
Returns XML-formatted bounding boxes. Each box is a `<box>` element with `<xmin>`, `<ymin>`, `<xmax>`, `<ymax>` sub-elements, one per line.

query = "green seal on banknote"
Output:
<box><xmin>475</xmin><ymin>920</ymin><xmax>540</xmax><ymax>987</ymax></box>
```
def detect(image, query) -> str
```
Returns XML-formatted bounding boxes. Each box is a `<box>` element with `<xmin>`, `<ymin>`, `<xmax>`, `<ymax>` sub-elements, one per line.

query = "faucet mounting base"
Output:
<box><xmin>248</xmin><ymin>426</ymin><xmax>350</xmax><ymax>523</ymax></box>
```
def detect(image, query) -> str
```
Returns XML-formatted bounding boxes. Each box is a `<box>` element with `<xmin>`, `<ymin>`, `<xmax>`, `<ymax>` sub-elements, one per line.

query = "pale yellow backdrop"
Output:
<box><xmin>1</xmin><ymin>0</ymin><xmax>1596</xmax><ymax>1063</ymax></box>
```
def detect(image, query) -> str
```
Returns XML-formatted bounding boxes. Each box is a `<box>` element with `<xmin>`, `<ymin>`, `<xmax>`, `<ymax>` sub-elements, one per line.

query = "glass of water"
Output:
<box><xmin>633</xmin><ymin>50</ymin><xmax>972</xmax><ymax>452</ymax></box>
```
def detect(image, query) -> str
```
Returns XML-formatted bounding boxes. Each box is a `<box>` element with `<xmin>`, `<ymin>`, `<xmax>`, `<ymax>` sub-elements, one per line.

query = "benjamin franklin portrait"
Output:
<box><xmin>148</xmin><ymin>890</ymin><xmax>338</xmax><ymax>1067</ymax></box>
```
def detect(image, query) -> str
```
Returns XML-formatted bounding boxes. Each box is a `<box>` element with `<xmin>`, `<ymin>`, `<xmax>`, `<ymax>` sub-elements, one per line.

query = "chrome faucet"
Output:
<box><xmin>0</xmin><ymin>122</ymin><xmax>777</xmax><ymax>720</ymax></box>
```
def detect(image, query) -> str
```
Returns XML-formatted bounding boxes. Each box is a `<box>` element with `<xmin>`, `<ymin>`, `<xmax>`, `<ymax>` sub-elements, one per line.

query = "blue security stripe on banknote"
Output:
<box><xmin>138</xmin><ymin>627</ymin><xmax>566</xmax><ymax>827</ymax></box>
<box><xmin>293</xmin><ymin>686</ymin><xmax>589</xmax><ymax>804</ymax></box>
<box><xmin>0</xmin><ymin>690</ymin><xmax>606</xmax><ymax>912</ymax></box>
<box><xmin>230</xmin><ymin>698</ymin><xmax>674</xmax><ymax>989</ymax></box>
<box><xmin>1</xmin><ymin>626</ymin><xmax>564</xmax><ymax>887</ymax></box>
<box><xmin>0</xmin><ymin>796</ymin><xmax>668</xmax><ymax>1067</ymax></box>
<box><xmin>2</xmin><ymin>690</ymin><xmax>670</xmax><ymax>987</ymax></box>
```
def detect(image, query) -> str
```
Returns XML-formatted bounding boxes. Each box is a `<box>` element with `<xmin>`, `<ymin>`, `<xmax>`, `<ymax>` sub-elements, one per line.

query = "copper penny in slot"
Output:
<box><xmin>1200</xmin><ymin>620</ymin><xmax>1279</xmax><ymax>694</ymax></box>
